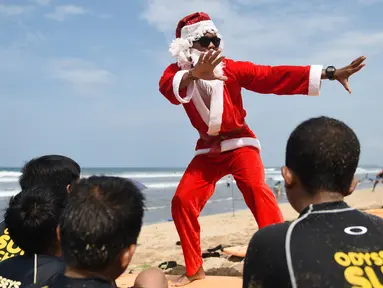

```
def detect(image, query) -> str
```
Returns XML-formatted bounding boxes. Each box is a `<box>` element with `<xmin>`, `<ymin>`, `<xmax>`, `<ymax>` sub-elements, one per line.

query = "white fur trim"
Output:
<box><xmin>169</xmin><ymin>39</ymin><xmax>193</xmax><ymax>70</ymax></box>
<box><xmin>169</xmin><ymin>38</ymin><xmax>191</xmax><ymax>58</ymax></box>
<box><xmin>195</xmin><ymin>137</ymin><xmax>261</xmax><ymax>155</ymax></box>
<box><xmin>308</xmin><ymin>65</ymin><xmax>323</xmax><ymax>96</ymax></box>
<box><xmin>172</xmin><ymin>70</ymin><xmax>193</xmax><ymax>103</ymax></box>
<box><xmin>207</xmin><ymin>81</ymin><xmax>224</xmax><ymax>136</ymax></box>
<box><xmin>180</xmin><ymin>20</ymin><xmax>217</xmax><ymax>40</ymax></box>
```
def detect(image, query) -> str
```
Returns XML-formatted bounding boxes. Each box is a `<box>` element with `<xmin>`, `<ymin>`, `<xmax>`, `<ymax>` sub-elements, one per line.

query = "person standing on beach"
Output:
<box><xmin>159</xmin><ymin>12</ymin><xmax>366</xmax><ymax>286</ymax></box>
<box><xmin>243</xmin><ymin>116</ymin><xmax>383</xmax><ymax>288</ymax></box>
<box><xmin>273</xmin><ymin>181</ymin><xmax>282</xmax><ymax>198</ymax></box>
<box><xmin>372</xmin><ymin>169</ymin><xmax>383</xmax><ymax>192</ymax></box>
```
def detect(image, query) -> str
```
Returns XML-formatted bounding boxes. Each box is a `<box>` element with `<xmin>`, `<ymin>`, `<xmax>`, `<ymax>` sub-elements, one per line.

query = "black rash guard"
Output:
<box><xmin>0</xmin><ymin>254</ymin><xmax>65</xmax><ymax>288</ymax></box>
<box><xmin>36</xmin><ymin>274</ymin><xmax>113</xmax><ymax>288</ymax></box>
<box><xmin>243</xmin><ymin>201</ymin><xmax>383</xmax><ymax>288</ymax></box>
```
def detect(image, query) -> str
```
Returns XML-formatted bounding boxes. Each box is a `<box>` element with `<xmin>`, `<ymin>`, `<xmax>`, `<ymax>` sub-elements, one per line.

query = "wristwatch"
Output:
<box><xmin>325</xmin><ymin>66</ymin><xmax>336</xmax><ymax>80</ymax></box>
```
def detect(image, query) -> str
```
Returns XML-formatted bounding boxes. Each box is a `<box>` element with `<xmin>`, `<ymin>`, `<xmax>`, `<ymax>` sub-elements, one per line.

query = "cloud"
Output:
<box><xmin>50</xmin><ymin>58</ymin><xmax>114</xmax><ymax>86</ymax></box>
<box><xmin>141</xmin><ymin>0</ymin><xmax>383</xmax><ymax>65</ymax></box>
<box><xmin>45</xmin><ymin>5</ymin><xmax>88</xmax><ymax>22</ymax></box>
<box><xmin>357</xmin><ymin>0</ymin><xmax>383</xmax><ymax>4</ymax></box>
<box><xmin>314</xmin><ymin>31</ymin><xmax>383</xmax><ymax>64</ymax></box>
<box><xmin>47</xmin><ymin>58</ymin><xmax>115</xmax><ymax>97</ymax></box>
<box><xmin>29</xmin><ymin>0</ymin><xmax>51</xmax><ymax>6</ymax></box>
<box><xmin>0</xmin><ymin>4</ymin><xmax>33</xmax><ymax>16</ymax></box>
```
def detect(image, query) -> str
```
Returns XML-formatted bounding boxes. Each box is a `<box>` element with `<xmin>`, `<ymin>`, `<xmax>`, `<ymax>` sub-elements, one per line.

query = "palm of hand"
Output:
<box><xmin>193</xmin><ymin>63</ymin><xmax>216</xmax><ymax>80</ymax></box>
<box><xmin>191</xmin><ymin>49</ymin><xmax>227</xmax><ymax>81</ymax></box>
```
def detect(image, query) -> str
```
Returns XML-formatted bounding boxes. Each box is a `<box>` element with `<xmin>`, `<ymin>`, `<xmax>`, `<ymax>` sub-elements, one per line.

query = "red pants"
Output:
<box><xmin>171</xmin><ymin>146</ymin><xmax>284</xmax><ymax>276</ymax></box>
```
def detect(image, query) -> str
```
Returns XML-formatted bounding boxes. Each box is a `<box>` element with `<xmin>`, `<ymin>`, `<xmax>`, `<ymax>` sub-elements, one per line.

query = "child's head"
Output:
<box><xmin>59</xmin><ymin>176</ymin><xmax>145</xmax><ymax>280</ymax></box>
<box><xmin>19</xmin><ymin>155</ymin><xmax>81</xmax><ymax>192</ymax></box>
<box><xmin>5</xmin><ymin>185</ymin><xmax>67</xmax><ymax>256</ymax></box>
<box><xmin>282</xmin><ymin>116</ymin><xmax>360</xmax><ymax>212</ymax></box>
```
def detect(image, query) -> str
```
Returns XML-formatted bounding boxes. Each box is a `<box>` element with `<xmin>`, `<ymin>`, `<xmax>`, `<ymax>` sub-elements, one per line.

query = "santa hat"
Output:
<box><xmin>169</xmin><ymin>12</ymin><xmax>220</xmax><ymax>69</ymax></box>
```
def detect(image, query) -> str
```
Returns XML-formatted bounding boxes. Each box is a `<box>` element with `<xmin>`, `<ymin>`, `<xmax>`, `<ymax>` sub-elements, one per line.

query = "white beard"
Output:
<box><xmin>189</xmin><ymin>48</ymin><xmax>224</xmax><ymax>100</ymax></box>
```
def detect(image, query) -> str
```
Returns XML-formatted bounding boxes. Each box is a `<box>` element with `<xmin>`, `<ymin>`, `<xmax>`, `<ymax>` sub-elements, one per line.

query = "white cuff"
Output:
<box><xmin>308</xmin><ymin>65</ymin><xmax>323</xmax><ymax>96</ymax></box>
<box><xmin>172</xmin><ymin>70</ymin><xmax>193</xmax><ymax>103</ymax></box>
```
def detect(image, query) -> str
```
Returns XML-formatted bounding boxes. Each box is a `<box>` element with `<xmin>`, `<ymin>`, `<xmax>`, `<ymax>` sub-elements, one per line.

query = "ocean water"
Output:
<box><xmin>0</xmin><ymin>166</ymin><xmax>380</xmax><ymax>225</ymax></box>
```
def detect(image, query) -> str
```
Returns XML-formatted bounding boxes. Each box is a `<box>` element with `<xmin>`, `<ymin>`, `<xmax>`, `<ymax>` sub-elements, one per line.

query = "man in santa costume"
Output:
<box><xmin>159</xmin><ymin>12</ymin><xmax>365</xmax><ymax>286</ymax></box>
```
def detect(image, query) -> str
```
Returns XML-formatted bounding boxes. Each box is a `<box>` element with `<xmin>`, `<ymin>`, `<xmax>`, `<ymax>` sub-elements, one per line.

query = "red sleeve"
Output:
<box><xmin>228</xmin><ymin>60</ymin><xmax>322</xmax><ymax>96</ymax></box>
<box><xmin>159</xmin><ymin>63</ymin><xmax>192</xmax><ymax>105</ymax></box>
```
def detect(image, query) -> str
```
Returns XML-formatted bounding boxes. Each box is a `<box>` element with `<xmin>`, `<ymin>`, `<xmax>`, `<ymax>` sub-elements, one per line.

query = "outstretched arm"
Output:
<box><xmin>230</xmin><ymin>60</ymin><xmax>323</xmax><ymax>96</ymax></box>
<box><xmin>230</xmin><ymin>56</ymin><xmax>366</xmax><ymax>96</ymax></box>
<box><xmin>159</xmin><ymin>64</ymin><xmax>195</xmax><ymax>105</ymax></box>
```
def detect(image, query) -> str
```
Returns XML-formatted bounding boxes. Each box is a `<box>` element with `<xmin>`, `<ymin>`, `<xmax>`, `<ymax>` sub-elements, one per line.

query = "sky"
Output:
<box><xmin>0</xmin><ymin>0</ymin><xmax>383</xmax><ymax>168</ymax></box>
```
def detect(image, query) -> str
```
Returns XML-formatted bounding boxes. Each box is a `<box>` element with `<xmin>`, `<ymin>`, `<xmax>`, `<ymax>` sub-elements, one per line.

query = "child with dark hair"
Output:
<box><xmin>0</xmin><ymin>155</ymin><xmax>81</xmax><ymax>261</ymax></box>
<box><xmin>0</xmin><ymin>186</ymin><xmax>67</xmax><ymax>286</ymax></box>
<box><xmin>243</xmin><ymin>116</ymin><xmax>383</xmax><ymax>288</ymax></box>
<box><xmin>43</xmin><ymin>176</ymin><xmax>165</xmax><ymax>288</ymax></box>
<box><xmin>18</xmin><ymin>155</ymin><xmax>81</xmax><ymax>191</ymax></box>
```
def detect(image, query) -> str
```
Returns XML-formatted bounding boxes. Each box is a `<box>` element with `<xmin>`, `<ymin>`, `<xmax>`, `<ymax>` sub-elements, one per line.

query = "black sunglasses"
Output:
<box><xmin>194</xmin><ymin>36</ymin><xmax>221</xmax><ymax>48</ymax></box>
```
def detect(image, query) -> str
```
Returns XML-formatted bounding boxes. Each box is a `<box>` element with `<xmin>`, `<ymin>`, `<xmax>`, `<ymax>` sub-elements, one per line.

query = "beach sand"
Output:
<box><xmin>123</xmin><ymin>187</ymin><xmax>383</xmax><ymax>278</ymax></box>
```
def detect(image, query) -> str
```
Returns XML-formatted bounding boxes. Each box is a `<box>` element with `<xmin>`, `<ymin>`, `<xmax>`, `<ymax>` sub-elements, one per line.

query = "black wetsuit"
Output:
<box><xmin>36</xmin><ymin>274</ymin><xmax>114</xmax><ymax>288</ymax></box>
<box><xmin>243</xmin><ymin>201</ymin><xmax>383</xmax><ymax>288</ymax></box>
<box><xmin>0</xmin><ymin>254</ymin><xmax>65</xmax><ymax>288</ymax></box>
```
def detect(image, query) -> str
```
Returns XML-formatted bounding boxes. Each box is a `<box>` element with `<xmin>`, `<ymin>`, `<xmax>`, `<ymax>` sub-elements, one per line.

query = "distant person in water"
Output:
<box><xmin>372</xmin><ymin>169</ymin><xmax>383</xmax><ymax>192</ymax></box>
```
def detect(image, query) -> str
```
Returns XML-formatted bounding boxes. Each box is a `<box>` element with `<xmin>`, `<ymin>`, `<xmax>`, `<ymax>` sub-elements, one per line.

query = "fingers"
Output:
<box><xmin>211</xmin><ymin>49</ymin><xmax>222</xmax><ymax>62</ymax></box>
<box><xmin>350</xmin><ymin>56</ymin><xmax>366</xmax><ymax>67</ymax></box>
<box><xmin>197</xmin><ymin>53</ymin><xmax>204</xmax><ymax>64</ymax></box>
<box><xmin>351</xmin><ymin>63</ymin><xmax>366</xmax><ymax>74</ymax></box>
<box><xmin>203</xmin><ymin>49</ymin><xmax>222</xmax><ymax>63</ymax></box>
<box><xmin>212</xmin><ymin>55</ymin><xmax>225</xmax><ymax>67</ymax></box>
<box><xmin>203</xmin><ymin>49</ymin><xmax>214</xmax><ymax>63</ymax></box>
<box><xmin>350</xmin><ymin>56</ymin><xmax>364</xmax><ymax>65</ymax></box>
<box><xmin>342</xmin><ymin>79</ymin><xmax>352</xmax><ymax>94</ymax></box>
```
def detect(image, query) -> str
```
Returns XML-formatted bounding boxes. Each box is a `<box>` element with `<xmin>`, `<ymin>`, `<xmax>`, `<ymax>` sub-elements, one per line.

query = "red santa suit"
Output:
<box><xmin>159</xmin><ymin>12</ymin><xmax>323</xmax><ymax>277</ymax></box>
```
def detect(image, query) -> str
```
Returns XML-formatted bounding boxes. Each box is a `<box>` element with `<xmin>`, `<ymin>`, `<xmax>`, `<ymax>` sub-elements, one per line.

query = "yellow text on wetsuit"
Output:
<box><xmin>0</xmin><ymin>276</ymin><xmax>21</xmax><ymax>288</ymax></box>
<box><xmin>0</xmin><ymin>229</ymin><xmax>24</xmax><ymax>262</ymax></box>
<box><xmin>334</xmin><ymin>251</ymin><xmax>383</xmax><ymax>287</ymax></box>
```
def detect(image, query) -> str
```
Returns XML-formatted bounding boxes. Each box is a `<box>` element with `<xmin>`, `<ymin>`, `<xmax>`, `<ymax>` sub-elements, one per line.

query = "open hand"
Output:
<box><xmin>335</xmin><ymin>56</ymin><xmax>366</xmax><ymax>94</ymax></box>
<box><xmin>191</xmin><ymin>49</ymin><xmax>228</xmax><ymax>81</ymax></box>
